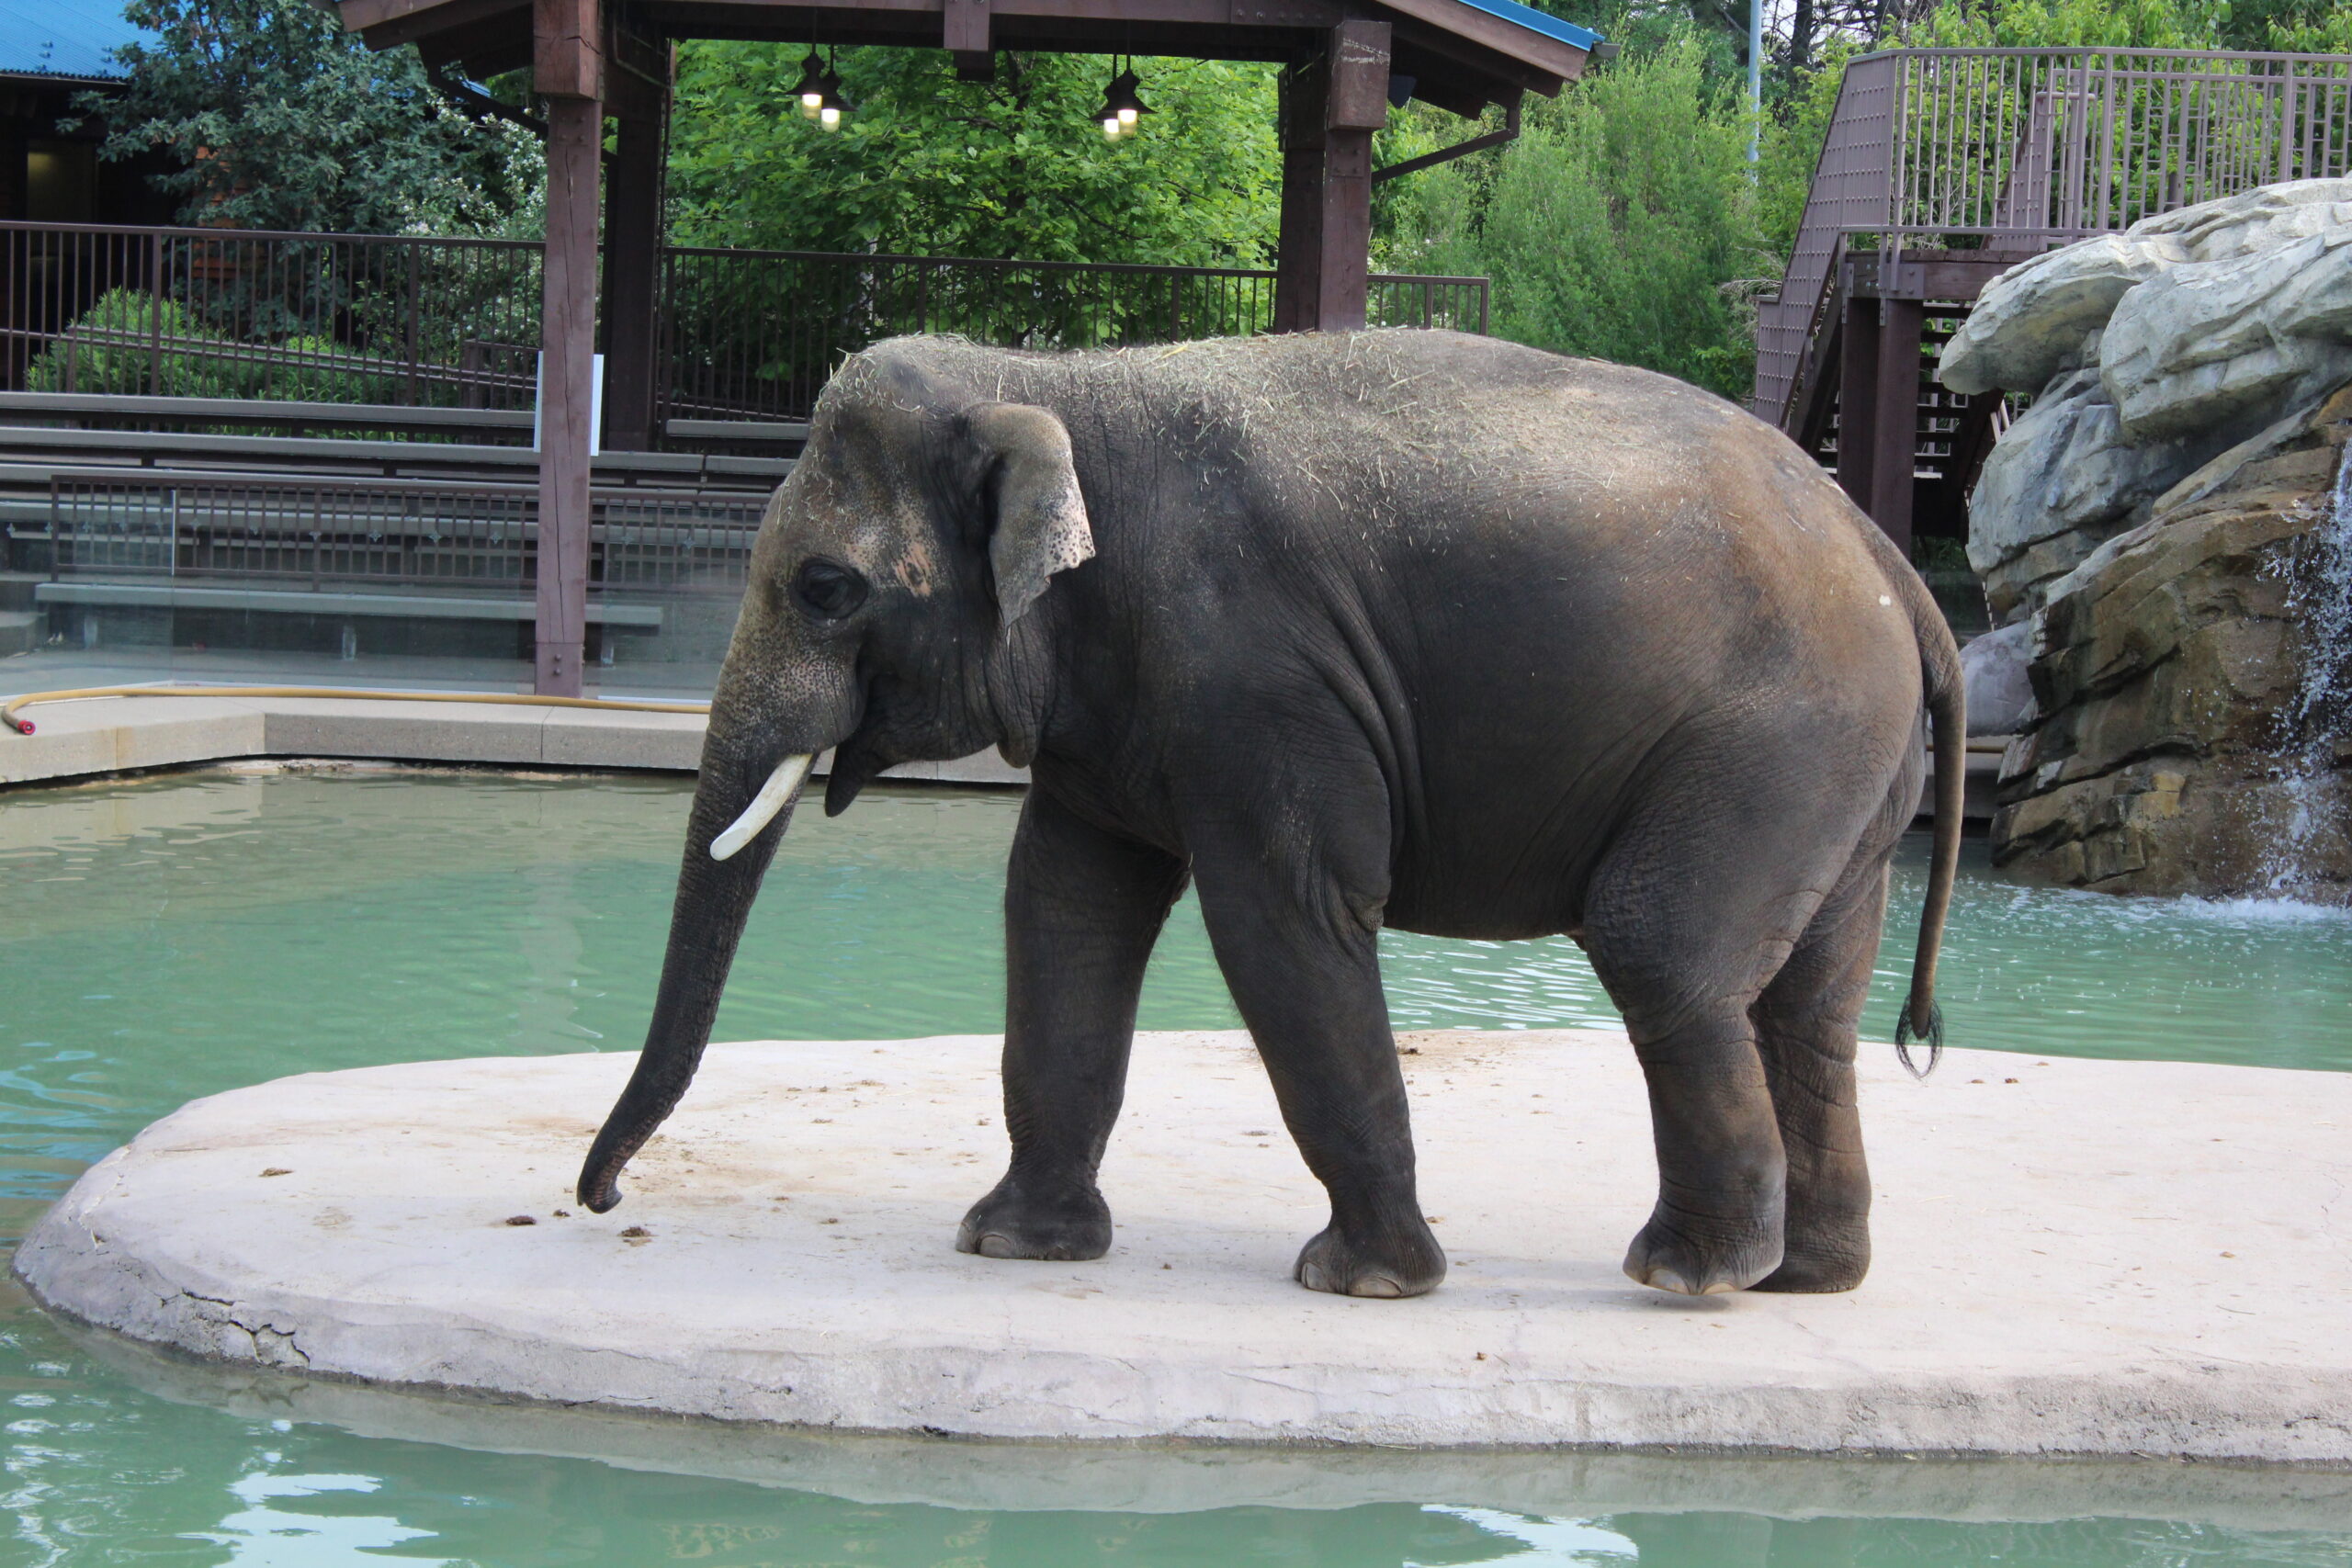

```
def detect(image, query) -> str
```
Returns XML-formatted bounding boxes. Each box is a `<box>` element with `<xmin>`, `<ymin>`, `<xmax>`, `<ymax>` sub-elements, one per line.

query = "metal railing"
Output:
<box><xmin>44</xmin><ymin>473</ymin><xmax>765</xmax><ymax>595</ymax></box>
<box><xmin>3</xmin><ymin>220</ymin><xmax>1489</xmax><ymax>436</ymax></box>
<box><xmin>1752</xmin><ymin>46</ymin><xmax>2352</xmax><ymax>428</ymax></box>
<box><xmin>1</xmin><ymin>225</ymin><xmax>545</xmax><ymax>411</ymax></box>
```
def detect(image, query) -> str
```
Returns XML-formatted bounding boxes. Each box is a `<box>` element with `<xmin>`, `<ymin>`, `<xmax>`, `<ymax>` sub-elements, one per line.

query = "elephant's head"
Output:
<box><xmin>577</xmin><ymin>348</ymin><xmax>1092</xmax><ymax>1212</ymax></box>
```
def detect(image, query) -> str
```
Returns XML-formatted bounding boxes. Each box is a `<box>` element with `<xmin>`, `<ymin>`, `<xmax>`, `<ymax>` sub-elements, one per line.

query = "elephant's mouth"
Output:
<box><xmin>709</xmin><ymin>753</ymin><xmax>814</xmax><ymax>861</ymax></box>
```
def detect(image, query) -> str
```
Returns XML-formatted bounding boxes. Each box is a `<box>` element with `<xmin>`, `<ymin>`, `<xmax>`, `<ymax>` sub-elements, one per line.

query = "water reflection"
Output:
<box><xmin>194</xmin><ymin>1472</ymin><xmax>449</xmax><ymax>1566</ymax></box>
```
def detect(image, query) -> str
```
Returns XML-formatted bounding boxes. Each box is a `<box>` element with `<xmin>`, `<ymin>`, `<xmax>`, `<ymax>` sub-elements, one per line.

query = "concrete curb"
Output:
<box><xmin>0</xmin><ymin>692</ymin><xmax>1024</xmax><ymax>788</ymax></box>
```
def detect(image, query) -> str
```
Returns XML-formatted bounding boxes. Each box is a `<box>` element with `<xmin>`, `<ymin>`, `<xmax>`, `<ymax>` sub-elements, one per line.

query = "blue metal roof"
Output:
<box><xmin>1450</xmin><ymin>0</ymin><xmax>1600</xmax><ymax>53</ymax></box>
<box><xmin>0</xmin><ymin>0</ymin><xmax>156</xmax><ymax>82</ymax></box>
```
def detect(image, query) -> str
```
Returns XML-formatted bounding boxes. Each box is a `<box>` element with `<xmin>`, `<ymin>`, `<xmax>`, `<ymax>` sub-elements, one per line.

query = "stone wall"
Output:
<box><xmin>1941</xmin><ymin>180</ymin><xmax>2352</xmax><ymax>627</ymax></box>
<box><xmin>1986</xmin><ymin>384</ymin><xmax>2351</xmax><ymax>899</ymax></box>
<box><xmin>1939</xmin><ymin>179</ymin><xmax>2352</xmax><ymax>901</ymax></box>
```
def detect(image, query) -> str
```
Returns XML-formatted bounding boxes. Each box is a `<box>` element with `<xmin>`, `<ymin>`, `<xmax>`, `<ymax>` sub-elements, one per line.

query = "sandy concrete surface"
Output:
<box><xmin>17</xmin><ymin>1030</ymin><xmax>2352</xmax><ymax>1460</ymax></box>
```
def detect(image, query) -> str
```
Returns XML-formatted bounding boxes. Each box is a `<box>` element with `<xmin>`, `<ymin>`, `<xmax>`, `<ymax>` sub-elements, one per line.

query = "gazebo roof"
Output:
<box><xmin>342</xmin><ymin>0</ymin><xmax>1596</xmax><ymax>118</ymax></box>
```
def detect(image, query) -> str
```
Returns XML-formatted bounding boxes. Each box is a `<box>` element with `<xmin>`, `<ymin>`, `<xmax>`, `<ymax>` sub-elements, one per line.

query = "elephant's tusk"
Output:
<box><xmin>709</xmin><ymin>753</ymin><xmax>814</xmax><ymax>861</ymax></box>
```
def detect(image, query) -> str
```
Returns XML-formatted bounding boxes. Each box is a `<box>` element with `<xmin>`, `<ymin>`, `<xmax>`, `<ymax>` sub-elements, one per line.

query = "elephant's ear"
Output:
<box><xmin>967</xmin><ymin>402</ymin><xmax>1092</xmax><ymax>632</ymax></box>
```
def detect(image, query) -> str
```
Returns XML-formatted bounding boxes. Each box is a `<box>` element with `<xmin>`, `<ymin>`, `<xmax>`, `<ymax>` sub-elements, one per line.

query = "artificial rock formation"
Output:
<box><xmin>1939</xmin><ymin>177</ymin><xmax>2352</xmax><ymax>899</ymax></box>
<box><xmin>1941</xmin><ymin>178</ymin><xmax>2352</xmax><ymax>626</ymax></box>
<box><xmin>1988</xmin><ymin>382</ymin><xmax>2351</xmax><ymax>899</ymax></box>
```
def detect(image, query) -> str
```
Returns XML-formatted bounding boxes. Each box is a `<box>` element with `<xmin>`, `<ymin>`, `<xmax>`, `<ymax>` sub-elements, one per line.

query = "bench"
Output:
<box><xmin>1</xmin><ymin>393</ymin><xmax>807</xmax><ymax>463</ymax></box>
<box><xmin>32</xmin><ymin>581</ymin><xmax>664</xmax><ymax>626</ymax></box>
<box><xmin>0</xmin><ymin>390</ymin><xmax>535</xmax><ymax>440</ymax></box>
<box><xmin>0</xmin><ymin>422</ymin><xmax>791</xmax><ymax>491</ymax></box>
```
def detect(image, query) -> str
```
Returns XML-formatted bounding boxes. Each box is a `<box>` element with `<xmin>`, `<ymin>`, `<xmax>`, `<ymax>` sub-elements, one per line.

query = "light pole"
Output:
<box><xmin>1748</xmin><ymin>0</ymin><xmax>1764</xmax><ymax>164</ymax></box>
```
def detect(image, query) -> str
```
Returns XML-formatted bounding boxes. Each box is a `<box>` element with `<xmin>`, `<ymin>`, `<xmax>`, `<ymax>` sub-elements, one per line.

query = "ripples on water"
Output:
<box><xmin>3</xmin><ymin>768</ymin><xmax>2348</xmax><ymax>1567</ymax></box>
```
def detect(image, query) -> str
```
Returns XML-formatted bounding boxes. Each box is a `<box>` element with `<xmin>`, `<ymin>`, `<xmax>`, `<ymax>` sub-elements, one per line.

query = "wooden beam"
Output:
<box><xmin>1392</xmin><ymin>63</ymin><xmax>1498</xmax><ymax>118</ymax></box>
<box><xmin>356</xmin><ymin>0</ymin><xmax>526</xmax><ymax>51</ymax></box>
<box><xmin>944</xmin><ymin>0</ymin><xmax>989</xmax><ymax>49</ymax></box>
<box><xmin>1844</xmin><ymin>248</ymin><xmax>2043</xmax><ymax>303</ymax></box>
<box><xmin>1868</xmin><ymin>297</ymin><xmax>1922</xmax><ymax>556</ymax></box>
<box><xmin>535</xmin><ymin>0</ymin><xmax>603</xmax><ymax>694</ymax></box>
<box><xmin>1273</xmin><ymin>57</ymin><xmax>1327</xmax><ymax>334</ymax></box>
<box><xmin>341</xmin><ymin>0</ymin><xmax>498</xmax><ymax>32</ymax></box>
<box><xmin>1836</xmin><ymin>292</ymin><xmax>1879</xmax><ymax>514</ymax></box>
<box><xmin>1361</xmin><ymin>0</ymin><xmax>1588</xmax><ymax>81</ymax></box>
<box><xmin>1315</xmin><ymin>17</ymin><xmax>1385</xmax><ymax>332</ymax></box>
<box><xmin>604</xmin><ymin>61</ymin><xmax>668</xmax><ymax>452</ymax></box>
<box><xmin>535</xmin><ymin>0</ymin><xmax>605</xmax><ymax>96</ymax></box>
<box><xmin>1388</xmin><ymin>19</ymin><xmax>1558</xmax><ymax>98</ymax></box>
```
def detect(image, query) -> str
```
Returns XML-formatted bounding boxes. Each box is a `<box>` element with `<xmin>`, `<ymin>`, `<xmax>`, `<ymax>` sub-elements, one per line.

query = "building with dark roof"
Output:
<box><xmin>1</xmin><ymin>0</ymin><xmax>175</xmax><ymax>222</ymax></box>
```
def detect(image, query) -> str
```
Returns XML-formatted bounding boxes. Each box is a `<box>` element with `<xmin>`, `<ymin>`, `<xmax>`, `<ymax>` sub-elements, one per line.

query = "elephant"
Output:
<box><xmin>578</xmin><ymin>329</ymin><xmax>1963</xmax><ymax>1301</ymax></box>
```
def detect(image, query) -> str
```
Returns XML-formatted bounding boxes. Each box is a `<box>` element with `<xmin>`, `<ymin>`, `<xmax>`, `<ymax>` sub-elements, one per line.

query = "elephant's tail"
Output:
<box><xmin>1898</xmin><ymin>595</ymin><xmax>1967</xmax><ymax>1078</ymax></box>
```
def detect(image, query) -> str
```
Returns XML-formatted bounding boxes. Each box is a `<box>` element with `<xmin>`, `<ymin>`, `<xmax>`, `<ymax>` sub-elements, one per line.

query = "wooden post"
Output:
<box><xmin>944</xmin><ymin>0</ymin><xmax>992</xmax><ymax>82</ymax></box>
<box><xmin>603</xmin><ymin>51</ymin><xmax>668</xmax><ymax>453</ymax></box>
<box><xmin>1273</xmin><ymin>59</ymin><xmax>1328</xmax><ymax>333</ymax></box>
<box><xmin>1836</xmin><ymin>292</ymin><xmax>1880</xmax><ymax>516</ymax></box>
<box><xmin>1869</xmin><ymin>297</ymin><xmax>1922</xmax><ymax>558</ymax></box>
<box><xmin>1275</xmin><ymin>23</ymin><xmax>1389</xmax><ymax>335</ymax></box>
<box><xmin>535</xmin><ymin>0</ymin><xmax>603</xmax><ymax>697</ymax></box>
<box><xmin>1317</xmin><ymin>18</ymin><xmax>1388</xmax><ymax>333</ymax></box>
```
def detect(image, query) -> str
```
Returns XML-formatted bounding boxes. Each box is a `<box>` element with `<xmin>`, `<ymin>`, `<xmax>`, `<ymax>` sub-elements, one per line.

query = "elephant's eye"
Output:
<box><xmin>791</xmin><ymin>558</ymin><xmax>868</xmax><ymax>620</ymax></box>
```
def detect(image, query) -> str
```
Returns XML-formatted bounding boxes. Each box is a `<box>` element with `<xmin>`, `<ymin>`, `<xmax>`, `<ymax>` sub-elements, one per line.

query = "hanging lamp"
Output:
<box><xmin>792</xmin><ymin>49</ymin><xmax>826</xmax><ymax>118</ymax></box>
<box><xmin>1093</xmin><ymin>57</ymin><xmax>1150</xmax><ymax>139</ymax></box>
<box><xmin>817</xmin><ymin>49</ymin><xmax>852</xmax><ymax>130</ymax></box>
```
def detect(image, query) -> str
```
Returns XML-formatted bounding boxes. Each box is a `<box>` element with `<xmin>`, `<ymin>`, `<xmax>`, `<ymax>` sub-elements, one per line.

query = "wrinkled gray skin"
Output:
<box><xmin>580</xmin><ymin>330</ymin><xmax>1964</xmax><ymax>1300</ymax></box>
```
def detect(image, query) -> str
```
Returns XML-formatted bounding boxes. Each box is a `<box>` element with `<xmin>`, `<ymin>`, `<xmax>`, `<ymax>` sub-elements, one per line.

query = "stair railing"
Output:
<box><xmin>1753</xmin><ymin>46</ymin><xmax>2352</xmax><ymax>433</ymax></box>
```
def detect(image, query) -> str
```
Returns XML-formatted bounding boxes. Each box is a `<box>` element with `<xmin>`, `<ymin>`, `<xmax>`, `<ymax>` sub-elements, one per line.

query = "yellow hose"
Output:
<box><xmin>3</xmin><ymin>684</ymin><xmax>710</xmax><ymax>736</ymax></box>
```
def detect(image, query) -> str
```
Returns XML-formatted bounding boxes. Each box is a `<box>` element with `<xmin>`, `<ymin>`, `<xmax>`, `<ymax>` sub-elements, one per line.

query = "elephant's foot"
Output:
<box><xmin>1751</xmin><ymin>1211</ymin><xmax>1869</xmax><ymax>1293</ymax></box>
<box><xmin>956</xmin><ymin>1173</ymin><xmax>1113</xmax><ymax>1262</ymax></box>
<box><xmin>1622</xmin><ymin>1207</ymin><xmax>1783</xmax><ymax>1297</ymax></box>
<box><xmin>1293</xmin><ymin>1218</ymin><xmax>1446</xmax><ymax>1299</ymax></box>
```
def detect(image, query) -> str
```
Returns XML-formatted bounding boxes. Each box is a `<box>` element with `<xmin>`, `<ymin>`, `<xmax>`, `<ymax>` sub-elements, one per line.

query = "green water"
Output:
<box><xmin>4</xmin><ymin>767</ymin><xmax>2351</xmax><ymax>1566</ymax></box>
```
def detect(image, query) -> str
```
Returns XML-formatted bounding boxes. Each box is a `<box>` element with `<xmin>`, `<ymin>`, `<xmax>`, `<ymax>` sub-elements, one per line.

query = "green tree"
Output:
<box><xmin>82</xmin><ymin>0</ymin><xmax>539</xmax><ymax>236</ymax></box>
<box><xmin>1378</xmin><ymin>31</ymin><xmax>1770</xmax><ymax>398</ymax></box>
<box><xmin>665</xmin><ymin>46</ymin><xmax>1282</xmax><ymax>265</ymax></box>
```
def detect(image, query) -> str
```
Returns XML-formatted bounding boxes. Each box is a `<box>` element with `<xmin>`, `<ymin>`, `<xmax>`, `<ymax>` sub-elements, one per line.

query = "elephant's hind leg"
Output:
<box><xmin>1582</xmin><ymin>809</ymin><xmax>1855</xmax><ymax>1297</ymax></box>
<box><xmin>1748</xmin><ymin>846</ymin><xmax>1894</xmax><ymax>1294</ymax></box>
<box><xmin>1607</xmin><ymin>996</ymin><xmax>1789</xmax><ymax>1297</ymax></box>
<box><xmin>957</xmin><ymin>785</ymin><xmax>1187</xmax><ymax>1263</ymax></box>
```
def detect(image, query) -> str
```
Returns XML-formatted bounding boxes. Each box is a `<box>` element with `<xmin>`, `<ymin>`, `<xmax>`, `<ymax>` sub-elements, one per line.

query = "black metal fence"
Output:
<box><xmin>2</xmin><ymin>226</ymin><xmax>544</xmax><ymax>412</ymax></box>
<box><xmin>2</xmin><ymin>220</ymin><xmax>1490</xmax><ymax>435</ymax></box>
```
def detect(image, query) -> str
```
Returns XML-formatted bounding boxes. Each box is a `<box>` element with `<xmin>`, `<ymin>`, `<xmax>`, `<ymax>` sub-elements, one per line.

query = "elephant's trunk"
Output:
<box><xmin>575</xmin><ymin>745</ymin><xmax>812</xmax><ymax>1213</ymax></box>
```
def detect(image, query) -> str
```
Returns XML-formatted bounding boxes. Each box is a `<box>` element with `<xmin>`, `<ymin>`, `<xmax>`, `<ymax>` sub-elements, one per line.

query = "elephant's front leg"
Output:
<box><xmin>957</xmin><ymin>786</ymin><xmax>1187</xmax><ymax>1262</ymax></box>
<box><xmin>1190</xmin><ymin>816</ymin><xmax>1445</xmax><ymax>1300</ymax></box>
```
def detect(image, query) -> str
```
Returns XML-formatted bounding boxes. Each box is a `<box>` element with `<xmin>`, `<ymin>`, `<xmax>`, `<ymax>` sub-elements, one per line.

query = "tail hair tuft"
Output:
<box><xmin>1894</xmin><ymin>1001</ymin><xmax>1944</xmax><ymax>1079</ymax></box>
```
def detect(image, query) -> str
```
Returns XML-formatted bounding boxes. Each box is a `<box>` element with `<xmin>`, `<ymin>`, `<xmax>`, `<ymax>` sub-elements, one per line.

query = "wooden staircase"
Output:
<box><xmin>1752</xmin><ymin>46</ymin><xmax>2352</xmax><ymax>558</ymax></box>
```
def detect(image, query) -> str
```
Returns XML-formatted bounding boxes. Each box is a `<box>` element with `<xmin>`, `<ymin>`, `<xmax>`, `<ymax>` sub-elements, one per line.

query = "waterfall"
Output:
<box><xmin>2265</xmin><ymin>439</ymin><xmax>2352</xmax><ymax>897</ymax></box>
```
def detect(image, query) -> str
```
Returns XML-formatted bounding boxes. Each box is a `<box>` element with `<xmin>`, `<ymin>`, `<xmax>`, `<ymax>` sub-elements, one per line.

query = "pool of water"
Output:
<box><xmin>5</xmin><ymin>767</ymin><xmax>2351</xmax><ymax>1566</ymax></box>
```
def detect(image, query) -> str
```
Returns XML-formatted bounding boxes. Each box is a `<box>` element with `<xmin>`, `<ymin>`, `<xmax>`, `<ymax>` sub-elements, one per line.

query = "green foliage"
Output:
<box><xmin>666</xmin><ymin>47</ymin><xmax>1282</xmax><ymax>265</ymax></box>
<box><xmin>1903</xmin><ymin>0</ymin><xmax>2351</xmax><ymax>51</ymax></box>
<box><xmin>1905</xmin><ymin>0</ymin><xmax>2229</xmax><ymax>48</ymax></box>
<box><xmin>1753</xmin><ymin>36</ymin><xmax>1858</xmax><ymax>265</ymax></box>
<box><xmin>82</xmin><ymin>0</ymin><xmax>540</xmax><ymax>236</ymax></box>
<box><xmin>26</xmin><ymin>288</ymin><xmax>407</xmax><ymax>401</ymax></box>
<box><xmin>1377</xmin><ymin>32</ymin><xmax>1769</xmax><ymax>399</ymax></box>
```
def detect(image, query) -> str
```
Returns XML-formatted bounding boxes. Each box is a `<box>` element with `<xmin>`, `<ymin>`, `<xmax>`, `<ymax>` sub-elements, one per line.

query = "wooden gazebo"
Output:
<box><xmin>338</xmin><ymin>0</ymin><xmax>1597</xmax><ymax>694</ymax></box>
